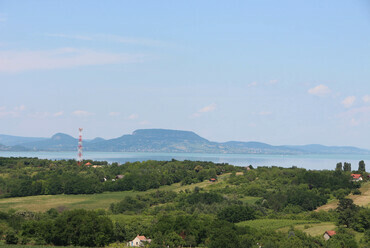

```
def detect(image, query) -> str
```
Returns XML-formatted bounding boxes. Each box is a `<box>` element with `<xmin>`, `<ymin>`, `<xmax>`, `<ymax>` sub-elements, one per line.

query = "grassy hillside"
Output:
<box><xmin>316</xmin><ymin>182</ymin><xmax>370</xmax><ymax>211</ymax></box>
<box><xmin>0</xmin><ymin>173</ymin><xmax>231</xmax><ymax>212</ymax></box>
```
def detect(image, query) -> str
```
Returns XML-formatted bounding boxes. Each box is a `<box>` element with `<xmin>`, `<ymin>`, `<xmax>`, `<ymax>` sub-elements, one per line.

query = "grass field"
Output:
<box><xmin>236</xmin><ymin>219</ymin><xmax>319</xmax><ymax>230</ymax></box>
<box><xmin>316</xmin><ymin>182</ymin><xmax>370</xmax><ymax>211</ymax></box>
<box><xmin>278</xmin><ymin>222</ymin><xmax>336</xmax><ymax>237</ymax></box>
<box><xmin>0</xmin><ymin>173</ymin><xmax>231</xmax><ymax>212</ymax></box>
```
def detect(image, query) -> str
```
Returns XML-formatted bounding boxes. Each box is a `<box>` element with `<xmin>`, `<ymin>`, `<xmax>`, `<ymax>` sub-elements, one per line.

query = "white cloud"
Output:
<box><xmin>127</xmin><ymin>113</ymin><xmax>139</xmax><ymax>120</ymax></box>
<box><xmin>191</xmin><ymin>103</ymin><xmax>216</xmax><ymax>118</ymax></box>
<box><xmin>0</xmin><ymin>106</ymin><xmax>22</xmax><ymax>118</ymax></box>
<box><xmin>338</xmin><ymin>106</ymin><xmax>370</xmax><ymax>126</ymax></box>
<box><xmin>342</xmin><ymin>96</ymin><xmax>356</xmax><ymax>108</ymax></box>
<box><xmin>259</xmin><ymin>111</ymin><xmax>272</xmax><ymax>116</ymax></box>
<box><xmin>363</xmin><ymin>95</ymin><xmax>370</xmax><ymax>103</ymax></box>
<box><xmin>72</xmin><ymin>110</ymin><xmax>94</xmax><ymax>117</ymax></box>
<box><xmin>53</xmin><ymin>111</ymin><xmax>64</xmax><ymax>117</ymax></box>
<box><xmin>199</xmin><ymin>103</ymin><xmax>216</xmax><ymax>113</ymax></box>
<box><xmin>109</xmin><ymin>112</ymin><xmax>120</xmax><ymax>116</ymax></box>
<box><xmin>308</xmin><ymin>84</ymin><xmax>331</xmax><ymax>96</ymax></box>
<box><xmin>0</xmin><ymin>48</ymin><xmax>145</xmax><ymax>73</ymax></box>
<box><xmin>248</xmin><ymin>82</ymin><xmax>257</xmax><ymax>87</ymax></box>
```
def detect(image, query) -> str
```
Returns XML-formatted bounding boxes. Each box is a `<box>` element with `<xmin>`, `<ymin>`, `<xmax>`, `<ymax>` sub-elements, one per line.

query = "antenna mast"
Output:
<box><xmin>77</xmin><ymin>128</ymin><xmax>83</xmax><ymax>165</ymax></box>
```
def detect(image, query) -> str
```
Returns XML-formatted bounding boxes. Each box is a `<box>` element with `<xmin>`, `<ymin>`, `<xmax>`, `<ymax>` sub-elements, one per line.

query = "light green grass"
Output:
<box><xmin>237</xmin><ymin>219</ymin><xmax>319</xmax><ymax>230</ymax></box>
<box><xmin>0</xmin><ymin>173</ymin><xmax>231</xmax><ymax>212</ymax></box>
<box><xmin>278</xmin><ymin>222</ymin><xmax>336</xmax><ymax>237</ymax></box>
<box><xmin>108</xmin><ymin>214</ymin><xmax>153</xmax><ymax>224</ymax></box>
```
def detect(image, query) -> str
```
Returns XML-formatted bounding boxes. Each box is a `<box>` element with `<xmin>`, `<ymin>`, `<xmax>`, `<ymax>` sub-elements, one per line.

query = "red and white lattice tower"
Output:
<box><xmin>77</xmin><ymin>128</ymin><xmax>83</xmax><ymax>165</ymax></box>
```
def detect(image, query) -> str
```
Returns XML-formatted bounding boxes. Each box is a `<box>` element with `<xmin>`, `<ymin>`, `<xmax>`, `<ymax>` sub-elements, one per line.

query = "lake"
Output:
<box><xmin>1</xmin><ymin>151</ymin><xmax>370</xmax><ymax>170</ymax></box>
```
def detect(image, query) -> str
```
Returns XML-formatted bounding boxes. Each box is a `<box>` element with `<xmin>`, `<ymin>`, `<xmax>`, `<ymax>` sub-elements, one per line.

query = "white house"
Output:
<box><xmin>323</xmin><ymin>230</ymin><xmax>336</xmax><ymax>241</ymax></box>
<box><xmin>127</xmin><ymin>235</ymin><xmax>152</xmax><ymax>247</ymax></box>
<box><xmin>351</xmin><ymin>174</ymin><xmax>363</xmax><ymax>182</ymax></box>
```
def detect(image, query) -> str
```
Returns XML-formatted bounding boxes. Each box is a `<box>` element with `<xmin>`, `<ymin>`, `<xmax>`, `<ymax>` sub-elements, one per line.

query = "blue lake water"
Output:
<box><xmin>1</xmin><ymin>151</ymin><xmax>370</xmax><ymax>170</ymax></box>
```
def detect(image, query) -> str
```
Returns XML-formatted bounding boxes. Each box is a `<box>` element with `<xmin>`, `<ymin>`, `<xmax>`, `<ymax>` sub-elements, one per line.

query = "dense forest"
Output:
<box><xmin>0</xmin><ymin>157</ymin><xmax>369</xmax><ymax>247</ymax></box>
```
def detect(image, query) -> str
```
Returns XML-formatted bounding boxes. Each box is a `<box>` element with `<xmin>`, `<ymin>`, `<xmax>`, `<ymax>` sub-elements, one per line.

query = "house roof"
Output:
<box><xmin>85</xmin><ymin>162</ymin><xmax>92</xmax><ymax>166</ymax></box>
<box><xmin>137</xmin><ymin>235</ymin><xmax>147</xmax><ymax>241</ymax></box>
<box><xmin>325</xmin><ymin>231</ymin><xmax>336</xmax><ymax>237</ymax></box>
<box><xmin>351</xmin><ymin>174</ymin><xmax>362</xmax><ymax>179</ymax></box>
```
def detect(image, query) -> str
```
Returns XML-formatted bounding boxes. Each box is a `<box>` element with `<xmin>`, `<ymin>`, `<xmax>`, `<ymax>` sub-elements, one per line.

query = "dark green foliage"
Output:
<box><xmin>343</xmin><ymin>162</ymin><xmax>351</xmax><ymax>172</ymax></box>
<box><xmin>208</xmin><ymin>220</ymin><xmax>240</xmax><ymax>248</ymax></box>
<box><xmin>217</xmin><ymin>205</ymin><xmax>256</xmax><ymax>223</ymax></box>
<box><xmin>325</xmin><ymin>228</ymin><xmax>358</xmax><ymax>248</ymax></box>
<box><xmin>336</xmin><ymin>162</ymin><xmax>342</xmax><ymax>171</ymax></box>
<box><xmin>336</xmin><ymin>198</ymin><xmax>359</xmax><ymax>228</ymax></box>
<box><xmin>52</xmin><ymin>209</ymin><xmax>113</xmax><ymax>247</ymax></box>
<box><xmin>358</xmin><ymin>160</ymin><xmax>366</xmax><ymax>172</ymax></box>
<box><xmin>110</xmin><ymin>196</ymin><xmax>147</xmax><ymax>214</ymax></box>
<box><xmin>0</xmin><ymin>157</ymin><xmax>235</xmax><ymax>197</ymax></box>
<box><xmin>183</xmin><ymin>191</ymin><xmax>225</xmax><ymax>205</ymax></box>
<box><xmin>5</xmin><ymin>230</ymin><xmax>18</xmax><ymax>244</ymax></box>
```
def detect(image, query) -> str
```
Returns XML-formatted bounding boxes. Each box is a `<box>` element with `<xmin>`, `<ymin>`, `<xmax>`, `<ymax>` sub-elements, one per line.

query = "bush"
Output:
<box><xmin>5</xmin><ymin>231</ymin><xmax>18</xmax><ymax>244</ymax></box>
<box><xmin>217</xmin><ymin>205</ymin><xmax>256</xmax><ymax>223</ymax></box>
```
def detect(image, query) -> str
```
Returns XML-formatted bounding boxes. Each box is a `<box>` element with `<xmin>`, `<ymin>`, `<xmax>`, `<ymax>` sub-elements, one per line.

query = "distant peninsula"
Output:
<box><xmin>1</xmin><ymin>129</ymin><xmax>369</xmax><ymax>155</ymax></box>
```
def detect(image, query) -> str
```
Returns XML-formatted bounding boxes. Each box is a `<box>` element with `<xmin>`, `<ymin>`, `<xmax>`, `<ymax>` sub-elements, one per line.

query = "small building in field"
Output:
<box><xmin>127</xmin><ymin>235</ymin><xmax>152</xmax><ymax>247</ymax></box>
<box><xmin>209</xmin><ymin>178</ymin><xmax>217</xmax><ymax>182</ymax></box>
<box><xmin>351</xmin><ymin>174</ymin><xmax>363</xmax><ymax>182</ymax></box>
<box><xmin>323</xmin><ymin>230</ymin><xmax>336</xmax><ymax>240</ymax></box>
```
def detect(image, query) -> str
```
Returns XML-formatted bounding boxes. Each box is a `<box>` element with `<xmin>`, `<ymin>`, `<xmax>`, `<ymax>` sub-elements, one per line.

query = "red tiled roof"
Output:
<box><xmin>325</xmin><ymin>231</ymin><xmax>336</xmax><ymax>237</ymax></box>
<box><xmin>85</xmin><ymin>162</ymin><xmax>92</xmax><ymax>166</ymax></box>
<box><xmin>137</xmin><ymin>235</ymin><xmax>147</xmax><ymax>240</ymax></box>
<box><xmin>351</xmin><ymin>174</ymin><xmax>362</xmax><ymax>179</ymax></box>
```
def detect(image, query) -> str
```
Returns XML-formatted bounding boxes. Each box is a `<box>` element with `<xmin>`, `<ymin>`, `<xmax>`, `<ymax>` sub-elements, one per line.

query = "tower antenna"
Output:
<box><xmin>77</xmin><ymin>128</ymin><xmax>83</xmax><ymax>165</ymax></box>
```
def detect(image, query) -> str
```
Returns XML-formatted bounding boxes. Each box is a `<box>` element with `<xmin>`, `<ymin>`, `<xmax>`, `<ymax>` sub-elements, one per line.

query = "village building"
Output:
<box><xmin>323</xmin><ymin>230</ymin><xmax>336</xmax><ymax>241</ymax></box>
<box><xmin>351</xmin><ymin>174</ymin><xmax>363</xmax><ymax>182</ymax></box>
<box><xmin>127</xmin><ymin>235</ymin><xmax>151</xmax><ymax>247</ymax></box>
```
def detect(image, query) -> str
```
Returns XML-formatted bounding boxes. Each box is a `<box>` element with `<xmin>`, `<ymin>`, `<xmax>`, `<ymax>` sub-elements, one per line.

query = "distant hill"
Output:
<box><xmin>19</xmin><ymin>133</ymin><xmax>78</xmax><ymax>151</ymax></box>
<box><xmin>0</xmin><ymin>143</ymin><xmax>28</xmax><ymax>151</ymax></box>
<box><xmin>0</xmin><ymin>134</ymin><xmax>46</xmax><ymax>146</ymax></box>
<box><xmin>1</xmin><ymin>129</ymin><xmax>370</xmax><ymax>155</ymax></box>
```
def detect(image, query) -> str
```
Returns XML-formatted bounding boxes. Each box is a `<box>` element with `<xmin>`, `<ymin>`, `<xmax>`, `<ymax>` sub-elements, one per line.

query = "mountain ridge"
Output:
<box><xmin>0</xmin><ymin>129</ymin><xmax>369</xmax><ymax>155</ymax></box>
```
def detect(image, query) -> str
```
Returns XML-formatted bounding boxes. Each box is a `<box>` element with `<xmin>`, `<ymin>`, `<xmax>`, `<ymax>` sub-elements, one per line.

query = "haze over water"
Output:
<box><xmin>1</xmin><ymin>151</ymin><xmax>369</xmax><ymax>170</ymax></box>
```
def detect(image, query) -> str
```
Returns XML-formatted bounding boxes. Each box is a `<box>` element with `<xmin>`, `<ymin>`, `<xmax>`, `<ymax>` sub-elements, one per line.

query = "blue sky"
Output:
<box><xmin>1</xmin><ymin>0</ymin><xmax>370</xmax><ymax>148</ymax></box>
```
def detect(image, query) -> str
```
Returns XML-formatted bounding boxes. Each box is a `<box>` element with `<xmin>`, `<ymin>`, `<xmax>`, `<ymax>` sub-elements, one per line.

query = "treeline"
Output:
<box><xmin>223</xmin><ymin>166</ymin><xmax>363</xmax><ymax>213</ymax></box>
<box><xmin>0</xmin><ymin>157</ymin><xmax>235</xmax><ymax>197</ymax></box>
<box><xmin>1</xmin><ymin>200</ymin><xmax>368</xmax><ymax>247</ymax></box>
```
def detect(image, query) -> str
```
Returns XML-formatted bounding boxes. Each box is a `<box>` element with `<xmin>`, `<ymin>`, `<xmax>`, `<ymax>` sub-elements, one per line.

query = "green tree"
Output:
<box><xmin>336</xmin><ymin>162</ymin><xmax>343</xmax><ymax>171</ymax></box>
<box><xmin>52</xmin><ymin>209</ymin><xmax>113</xmax><ymax>247</ymax></box>
<box><xmin>358</xmin><ymin>160</ymin><xmax>365</xmax><ymax>172</ymax></box>
<box><xmin>217</xmin><ymin>205</ymin><xmax>256</xmax><ymax>223</ymax></box>
<box><xmin>336</xmin><ymin>198</ymin><xmax>359</xmax><ymax>228</ymax></box>
<box><xmin>343</xmin><ymin>162</ymin><xmax>351</xmax><ymax>172</ymax></box>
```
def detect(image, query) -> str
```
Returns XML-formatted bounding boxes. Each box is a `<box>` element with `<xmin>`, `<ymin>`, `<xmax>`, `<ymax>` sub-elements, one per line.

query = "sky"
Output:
<box><xmin>1</xmin><ymin>0</ymin><xmax>370</xmax><ymax>148</ymax></box>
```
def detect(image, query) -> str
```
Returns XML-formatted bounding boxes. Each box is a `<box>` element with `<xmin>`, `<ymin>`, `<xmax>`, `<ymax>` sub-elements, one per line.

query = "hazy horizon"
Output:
<box><xmin>1</xmin><ymin>1</ymin><xmax>370</xmax><ymax>148</ymax></box>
